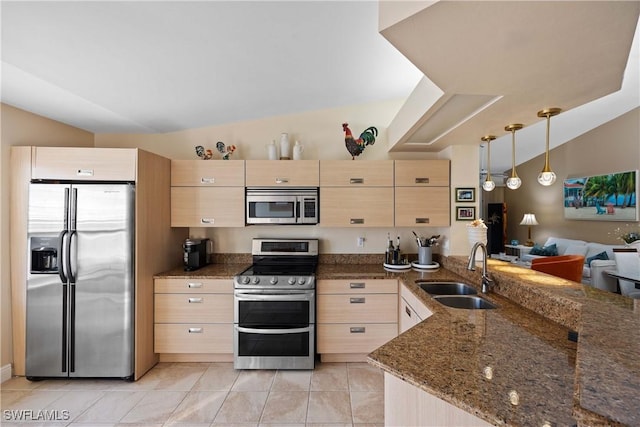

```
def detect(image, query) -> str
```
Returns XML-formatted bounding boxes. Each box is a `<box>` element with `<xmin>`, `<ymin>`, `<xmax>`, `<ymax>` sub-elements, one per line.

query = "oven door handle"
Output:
<box><xmin>235</xmin><ymin>292</ymin><xmax>313</xmax><ymax>301</ymax></box>
<box><xmin>236</xmin><ymin>326</ymin><xmax>311</xmax><ymax>335</ymax></box>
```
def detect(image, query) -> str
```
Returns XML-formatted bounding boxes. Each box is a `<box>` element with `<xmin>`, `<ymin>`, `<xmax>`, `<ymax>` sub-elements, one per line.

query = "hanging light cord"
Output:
<box><xmin>542</xmin><ymin>112</ymin><xmax>552</xmax><ymax>172</ymax></box>
<box><xmin>510</xmin><ymin>129</ymin><xmax>517</xmax><ymax>178</ymax></box>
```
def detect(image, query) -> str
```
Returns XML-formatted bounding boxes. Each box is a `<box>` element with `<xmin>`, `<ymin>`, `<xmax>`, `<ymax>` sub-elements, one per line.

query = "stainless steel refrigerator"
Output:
<box><xmin>26</xmin><ymin>182</ymin><xmax>135</xmax><ymax>380</ymax></box>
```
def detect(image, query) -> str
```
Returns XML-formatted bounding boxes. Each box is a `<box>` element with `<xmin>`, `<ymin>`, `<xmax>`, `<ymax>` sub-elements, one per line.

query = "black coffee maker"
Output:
<box><xmin>183</xmin><ymin>238</ymin><xmax>210</xmax><ymax>271</ymax></box>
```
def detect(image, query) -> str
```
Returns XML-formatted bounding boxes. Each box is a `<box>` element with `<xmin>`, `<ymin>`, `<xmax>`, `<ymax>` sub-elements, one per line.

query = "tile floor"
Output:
<box><xmin>1</xmin><ymin>362</ymin><xmax>384</xmax><ymax>426</ymax></box>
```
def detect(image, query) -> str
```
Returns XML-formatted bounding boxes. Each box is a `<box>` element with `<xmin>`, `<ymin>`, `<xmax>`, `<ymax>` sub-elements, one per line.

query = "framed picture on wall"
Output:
<box><xmin>563</xmin><ymin>170</ymin><xmax>638</xmax><ymax>221</ymax></box>
<box><xmin>456</xmin><ymin>206</ymin><xmax>476</xmax><ymax>221</ymax></box>
<box><xmin>455</xmin><ymin>187</ymin><xmax>475</xmax><ymax>202</ymax></box>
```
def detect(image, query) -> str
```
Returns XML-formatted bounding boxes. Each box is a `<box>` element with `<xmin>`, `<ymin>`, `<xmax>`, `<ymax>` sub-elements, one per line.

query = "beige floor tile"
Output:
<box><xmin>307</xmin><ymin>391</ymin><xmax>352</xmax><ymax>423</ymax></box>
<box><xmin>306</xmin><ymin>424</ymin><xmax>352</xmax><ymax>427</ymax></box>
<box><xmin>0</xmin><ymin>390</ymin><xmax>66</xmax><ymax>411</ymax></box>
<box><xmin>232</xmin><ymin>370</ymin><xmax>276</xmax><ymax>391</ymax></box>
<box><xmin>165</xmin><ymin>390</ymin><xmax>227</xmax><ymax>425</ymax></box>
<box><xmin>151</xmin><ymin>364</ymin><xmax>208</xmax><ymax>391</ymax></box>
<box><xmin>1</xmin><ymin>376</ymin><xmax>44</xmax><ymax>390</ymax></box>
<box><xmin>30</xmin><ymin>379</ymin><xmax>71</xmax><ymax>391</ymax></box>
<box><xmin>259</xmin><ymin>424</ymin><xmax>306</xmax><ymax>427</ymax></box>
<box><xmin>192</xmin><ymin>362</ymin><xmax>239</xmax><ymax>391</ymax></box>
<box><xmin>72</xmin><ymin>390</ymin><xmax>146</xmax><ymax>423</ymax></box>
<box><xmin>271</xmin><ymin>370</ymin><xmax>312</xmax><ymax>391</ymax></box>
<box><xmin>119</xmin><ymin>390</ymin><xmax>186</xmax><ymax>424</ymax></box>
<box><xmin>68</xmin><ymin>423</ymin><xmax>118</xmax><ymax>427</ymax></box>
<box><xmin>347</xmin><ymin>365</ymin><xmax>383</xmax><ymax>392</ymax></box>
<box><xmin>311</xmin><ymin>363</ymin><xmax>348</xmax><ymax>391</ymax></box>
<box><xmin>350</xmin><ymin>391</ymin><xmax>384</xmax><ymax>424</ymax></box>
<box><xmin>214</xmin><ymin>391</ymin><xmax>268</xmax><ymax>423</ymax></box>
<box><xmin>61</xmin><ymin>379</ymin><xmax>125</xmax><ymax>391</ymax></box>
<box><xmin>260</xmin><ymin>391</ymin><xmax>308</xmax><ymax>423</ymax></box>
<box><xmin>44</xmin><ymin>390</ymin><xmax>105</xmax><ymax>422</ymax></box>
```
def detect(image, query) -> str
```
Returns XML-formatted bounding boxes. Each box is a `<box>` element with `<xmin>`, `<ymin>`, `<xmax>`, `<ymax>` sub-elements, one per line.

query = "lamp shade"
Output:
<box><xmin>520</xmin><ymin>213</ymin><xmax>539</xmax><ymax>226</ymax></box>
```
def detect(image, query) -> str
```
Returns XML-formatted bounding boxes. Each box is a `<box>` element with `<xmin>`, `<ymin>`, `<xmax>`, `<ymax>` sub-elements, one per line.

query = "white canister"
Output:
<box><xmin>267</xmin><ymin>141</ymin><xmax>277</xmax><ymax>160</ymax></box>
<box><xmin>293</xmin><ymin>141</ymin><xmax>304</xmax><ymax>160</ymax></box>
<box><xmin>279</xmin><ymin>133</ymin><xmax>291</xmax><ymax>160</ymax></box>
<box><xmin>467</xmin><ymin>227</ymin><xmax>488</xmax><ymax>261</ymax></box>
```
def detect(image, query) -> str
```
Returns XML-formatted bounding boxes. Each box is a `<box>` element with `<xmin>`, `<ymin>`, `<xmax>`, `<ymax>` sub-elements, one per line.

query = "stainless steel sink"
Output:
<box><xmin>433</xmin><ymin>295</ymin><xmax>498</xmax><ymax>310</ymax></box>
<box><xmin>418</xmin><ymin>282</ymin><xmax>478</xmax><ymax>296</ymax></box>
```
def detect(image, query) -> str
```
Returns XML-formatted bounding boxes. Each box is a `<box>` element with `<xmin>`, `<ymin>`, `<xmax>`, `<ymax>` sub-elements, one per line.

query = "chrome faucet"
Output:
<box><xmin>467</xmin><ymin>242</ymin><xmax>494</xmax><ymax>293</ymax></box>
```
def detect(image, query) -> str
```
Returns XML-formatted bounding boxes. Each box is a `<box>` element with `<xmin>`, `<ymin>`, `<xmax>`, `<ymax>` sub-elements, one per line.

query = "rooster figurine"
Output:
<box><xmin>343</xmin><ymin>123</ymin><xmax>378</xmax><ymax>160</ymax></box>
<box><xmin>216</xmin><ymin>141</ymin><xmax>236</xmax><ymax>160</ymax></box>
<box><xmin>195</xmin><ymin>145</ymin><xmax>213</xmax><ymax>160</ymax></box>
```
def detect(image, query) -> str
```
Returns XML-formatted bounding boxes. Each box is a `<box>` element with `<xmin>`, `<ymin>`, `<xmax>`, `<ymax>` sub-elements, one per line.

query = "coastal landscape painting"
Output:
<box><xmin>564</xmin><ymin>170</ymin><xmax>638</xmax><ymax>221</ymax></box>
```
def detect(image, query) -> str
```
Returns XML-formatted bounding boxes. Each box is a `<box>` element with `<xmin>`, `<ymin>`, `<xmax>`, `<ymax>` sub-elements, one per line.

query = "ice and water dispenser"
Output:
<box><xmin>30</xmin><ymin>237</ymin><xmax>59</xmax><ymax>273</ymax></box>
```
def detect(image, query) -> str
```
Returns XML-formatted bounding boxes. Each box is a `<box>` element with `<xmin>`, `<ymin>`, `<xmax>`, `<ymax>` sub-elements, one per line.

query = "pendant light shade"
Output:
<box><xmin>481</xmin><ymin>135</ymin><xmax>496</xmax><ymax>192</ymax></box>
<box><xmin>505</xmin><ymin>124</ymin><xmax>524</xmax><ymax>190</ymax></box>
<box><xmin>537</xmin><ymin>107</ymin><xmax>562</xmax><ymax>186</ymax></box>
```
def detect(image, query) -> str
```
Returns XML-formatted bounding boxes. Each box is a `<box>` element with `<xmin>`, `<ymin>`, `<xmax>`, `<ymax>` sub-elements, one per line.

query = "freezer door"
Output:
<box><xmin>69</xmin><ymin>184</ymin><xmax>135</xmax><ymax>378</ymax></box>
<box><xmin>26</xmin><ymin>184</ymin><xmax>69</xmax><ymax>378</ymax></box>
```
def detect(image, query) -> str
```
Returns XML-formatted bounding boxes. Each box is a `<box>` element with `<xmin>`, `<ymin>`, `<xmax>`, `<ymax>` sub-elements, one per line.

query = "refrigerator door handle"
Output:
<box><xmin>69</xmin><ymin>283</ymin><xmax>76</xmax><ymax>373</ymax></box>
<box><xmin>57</xmin><ymin>230</ymin><xmax>68</xmax><ymax>284</ymax></box>
<box><xmin>67</xmin><ymin>188</ymin><xmax>78</xmax><ymax>284</ymax></box>
<box><xmin>62</xmin><ymin>283</ymin><xmax>68</xmax><ymax>372</ymax></box>
<box><xmin>67</xmin><ymin>231</ymin><xmax>77</xmax><ymax>284</ymax></box>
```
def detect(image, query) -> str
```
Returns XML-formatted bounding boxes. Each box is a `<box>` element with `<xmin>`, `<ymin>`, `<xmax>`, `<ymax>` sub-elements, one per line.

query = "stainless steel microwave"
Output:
<box><xmin>246</xmin><ymin>188</ymin><xmax>318</xmax><ymax>225</ymax></box>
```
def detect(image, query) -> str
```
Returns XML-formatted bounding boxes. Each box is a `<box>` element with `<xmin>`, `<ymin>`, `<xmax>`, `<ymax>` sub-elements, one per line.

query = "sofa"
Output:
<box><xmin>520</xmin><ymin>236</ymin><xmax>623</xmax><ymax>288</ymax></box>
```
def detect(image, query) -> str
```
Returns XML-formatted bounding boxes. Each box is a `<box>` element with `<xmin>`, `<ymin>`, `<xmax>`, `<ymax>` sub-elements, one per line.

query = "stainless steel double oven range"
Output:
<box><xmin>233</xmin><ymin>238</ymin><xmax>318</xmax><ymax>370</ymax></box>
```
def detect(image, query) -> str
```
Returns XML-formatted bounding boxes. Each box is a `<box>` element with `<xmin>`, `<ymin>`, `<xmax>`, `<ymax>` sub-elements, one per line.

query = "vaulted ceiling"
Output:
<box><xmin>2</xmin><ymin>1</ymin><xmax>639</xmax><ymax>176</ymax></box>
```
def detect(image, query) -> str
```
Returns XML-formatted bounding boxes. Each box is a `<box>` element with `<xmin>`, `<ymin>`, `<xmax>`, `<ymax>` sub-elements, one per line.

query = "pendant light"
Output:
<box><xmin>537</xmin><ymin>107</ymin><xmax>562</xmax><ymax>186</ymax></box>
<box><xmin>481</xmin><ymin>135</ymin><xmax>496</xmax><ymax>192</ymax></box>
<box><xmin>505</xmin><ymin>124</ymin><xmax>523</xmax><ymax>190</ymax></box>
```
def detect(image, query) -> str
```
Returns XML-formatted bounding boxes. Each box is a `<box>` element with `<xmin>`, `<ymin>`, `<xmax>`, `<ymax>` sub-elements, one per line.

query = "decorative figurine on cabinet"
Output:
<box><xmin>195</xmin><ymin>142</ymin><xmax>237</xmax><ymax>160</ymax></box>
<box><xmin>342</xmin><ymin>123</ymin><xmax>378</xmax><ymax>160</ymax></box>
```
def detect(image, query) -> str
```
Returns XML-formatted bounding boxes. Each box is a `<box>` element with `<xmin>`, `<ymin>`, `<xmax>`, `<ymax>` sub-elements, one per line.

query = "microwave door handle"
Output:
<box><xmin>295</xmin><ymin>198</ymin><xmax>300</xmax><ymax>223</ymax></box>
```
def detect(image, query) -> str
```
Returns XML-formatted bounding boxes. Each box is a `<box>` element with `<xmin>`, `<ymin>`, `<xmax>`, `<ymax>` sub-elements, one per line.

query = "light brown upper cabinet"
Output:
<box><xmin>245</xmin><ymin>160</ymin><xmax>319</xmax><ymax>187</ymax></box>
<box><xmin>320</xmin><ymin>160</ymin><xmax>393</xmax><ymax>186</ymax></box>
<box><xmin>171</xmin><ymin>160</ymin><xmax>245</xmax><ymax>187</ymax></box>
<box><xmin>31</xmin><ymin>147</ymin><xmax>137</xmax><ymax>181</ymax></box>
<box><xmin>394</xmin><ymin>160</ymin><xmax>450</xmax><ymax>227</ymax></box>
<box><xmin>170</xmin><ymin>160</ymin><xmax>245</xmax><ymax>227</ymax></box>
<box><xmin>319</xmin><ymin>160</ymin><xmax>394</xmax><ymax>227</ymax></box>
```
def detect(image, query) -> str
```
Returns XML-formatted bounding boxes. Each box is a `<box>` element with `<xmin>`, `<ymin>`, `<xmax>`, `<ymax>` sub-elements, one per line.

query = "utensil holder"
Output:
<box><xmin>418</xmin><ymin>246</ymin><xmax>432</xmax><ymax>265</ymax></box>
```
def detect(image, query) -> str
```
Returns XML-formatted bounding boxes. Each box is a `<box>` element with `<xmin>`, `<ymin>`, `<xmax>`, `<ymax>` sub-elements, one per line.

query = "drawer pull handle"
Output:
<box><xmin>405</xmin><ymin>306</ymin><xmax>412</xmax><ymax>317</ymax></box>
<box><xmin>200</xmin><ymin>177</ymin><xmax>215</xmax><ymax>184</ymax></box>
<box><xmin>188</xmin><ymin>328</ymin><xmax>203</xmax><ymax>333</ymax></box>
<box><xmin>275</xmin><ymin>178</ymin><xmax>289</xmax><ymax>184</ymax></box>
<box><xmin>187</xmin><ymin>282</ymin><xmax>203</xmax><ymax>288</ymax></box>
<box><xmin>350</xmin><ymin>327</ymin><xmax>366</xmax><ymax>333</ymax></box>
<box><xmin>350</xmin><ymin>297</ymin><xmax>365</xmax><ymax>304</ymax></box>
<box><xmin>350</xmin><ymin>282</ymin><xmax>365</xmax><ymax>289</ymax></box>
<box><xmin>350</xmin><ymin>218</ymin><xmax>364</xmax><ymax>224</ymax></box>
<box><xmin>188</xmin><ymin>297</ymin><xmax>203</xmax><ymax>303</ymax></box>
<box><xmin>415</xmin><ymin>177</ymin><xmax>429</xmax><ymax>184</ymax></box>
<box><xmin>77</xmin><ymin>169</ymin><xmax>94</xmax><ymax>177</ymax></box>
<box><xmin>415</xmin><ymin>218</ymin><xmax>430</xmax><ymax>224</ymax></box>
<box><xmin>349</xmin><ymin>178</ymin><xmax>364</xmax><ymax>184</ymax></box>
<box><xmin>201</xmin><ymin>218</ymin><xmax>215</xmax><ymax>224</ymax></box>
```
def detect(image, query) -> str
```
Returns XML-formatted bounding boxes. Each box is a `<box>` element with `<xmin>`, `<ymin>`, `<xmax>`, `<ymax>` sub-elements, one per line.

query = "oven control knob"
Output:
<box><xmin>298</xmin><ymin>278</ymin><xmax>306</xmax><ymax>285</ymax></box>
<box><xmin>239</xmin><ymin>276</ymin><xmax>250</xmax><ymax>285</ymax></box>
<box><xmin>270</xmin><ymin>277</ymin><xmax>278</xmax><ymax>285</ymax></box>
<box><xmin>288</xmin><ymin>277</ymin><xmax>296</xmax><ymax>285</ymax></box>
<box><xmin>251</xmin><ymin>277</ymin><xmax>260</xmax><ymax>285</ymax></box>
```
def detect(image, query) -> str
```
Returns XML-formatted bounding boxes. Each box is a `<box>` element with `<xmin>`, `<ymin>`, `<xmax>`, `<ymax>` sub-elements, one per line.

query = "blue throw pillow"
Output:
<box><xmin>529</xmin><ymin>243</ymin><xmax>558</xmax><ymax>256</ymax></box>
<box><xmin>586</xmin><ymin>251</ymin><xmax>609</xmax><ymax>266</ymax></box>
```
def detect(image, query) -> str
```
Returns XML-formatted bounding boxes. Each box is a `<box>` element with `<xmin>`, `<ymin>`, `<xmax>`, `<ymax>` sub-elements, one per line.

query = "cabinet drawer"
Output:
<box><xmin>155</xmin><ymin>278</ymin><xmax>233</xmax><ymax>294</ymax></box>
<box><xmin>245</xmin><ymin>160</ymin><xmax>319</xmax><ymax>187</ymax></box>
<box><xmin>395</xmin><ymin>187</ymin><xmax>450</xmax><ymax>227</ymax></box>
<box><xmin>155</xmin><ymin>294</ymin><xmax>234</xmax><ymax>323</ymax></box>
<box><xmin>171</xmin><ymin>187</ymin><xmax>245</xmax><ymax>227</ymax></box>
<box><xmin>320</xmin><ymin>187</ymin><xmax>393</xmax><ymax>227</ymax></box>
<box><xmin>320</xmin><ymin>160</ymin><xmax>393</xmax><ymax>186</ymax></box>
<box><xmin>317</xmin><ymin>294</ymin><xmax>398</xmax><ymax>323</ymax></box>
<box><xmin>317</xmin><ymin>323</ymin><xmax>398</xmax><ymax>354</ymax></box>
<box><xmin>154</xmin><ymin>323</ymin><xmax>233</xmax><ymax>353</ymax></box>
<box><xmin>171</xmin><ymin>160</ymin><xmax>245</xmax><ymax>186</ymax></box>
<box><xmin>32</xmin><ymin>147</ymin><xmax>137</xmax><ymax>181</ymax></box>
<box><xmin>400</xmin><ymin>283</ymin><xmax>433</xmax><ymax>321</ymax></box>
<box><xmin>317</xmin><ymin>279</ymin><xmax>397</xmax><ymax>295</ymax></box>
<box><xmin>394</xmin><ymin>160</ymin><xmax>450</xmax><ymax>186</ymax></box>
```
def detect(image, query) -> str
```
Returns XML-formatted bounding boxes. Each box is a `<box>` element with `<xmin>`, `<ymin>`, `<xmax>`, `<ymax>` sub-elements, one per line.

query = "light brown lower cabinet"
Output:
<box><xmin>399</xmin><ymin>282</ymin><xmax>433</xmax><ymax>333</ymax></box>
<box><xmin>385</xmin><ymin>373</ymin><xmax>491</xmax><ymax>426</ymax></box>
<box><xmin>317</xmin><ymin>279</ymin><xmax>398</xmax><ymax>362</ymax></box>
<box><xmin>154</xmin><ymin>278</ymin><xmax>233</xmax><ymax>362</ymax></box>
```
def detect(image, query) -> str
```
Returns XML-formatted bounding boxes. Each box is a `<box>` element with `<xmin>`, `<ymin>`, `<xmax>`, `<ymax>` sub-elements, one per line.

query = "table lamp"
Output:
<box><xmin>520</xmin><ymin>213</ymin><xmax>538</xmax><ymax>247</ymax></box>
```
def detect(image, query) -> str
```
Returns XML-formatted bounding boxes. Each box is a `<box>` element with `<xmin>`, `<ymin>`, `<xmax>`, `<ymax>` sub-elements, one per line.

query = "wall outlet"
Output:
<box><xmin>357</xmin><ymin>236</ymin><xmax>365</xmax><ymax>247</ymax></box>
